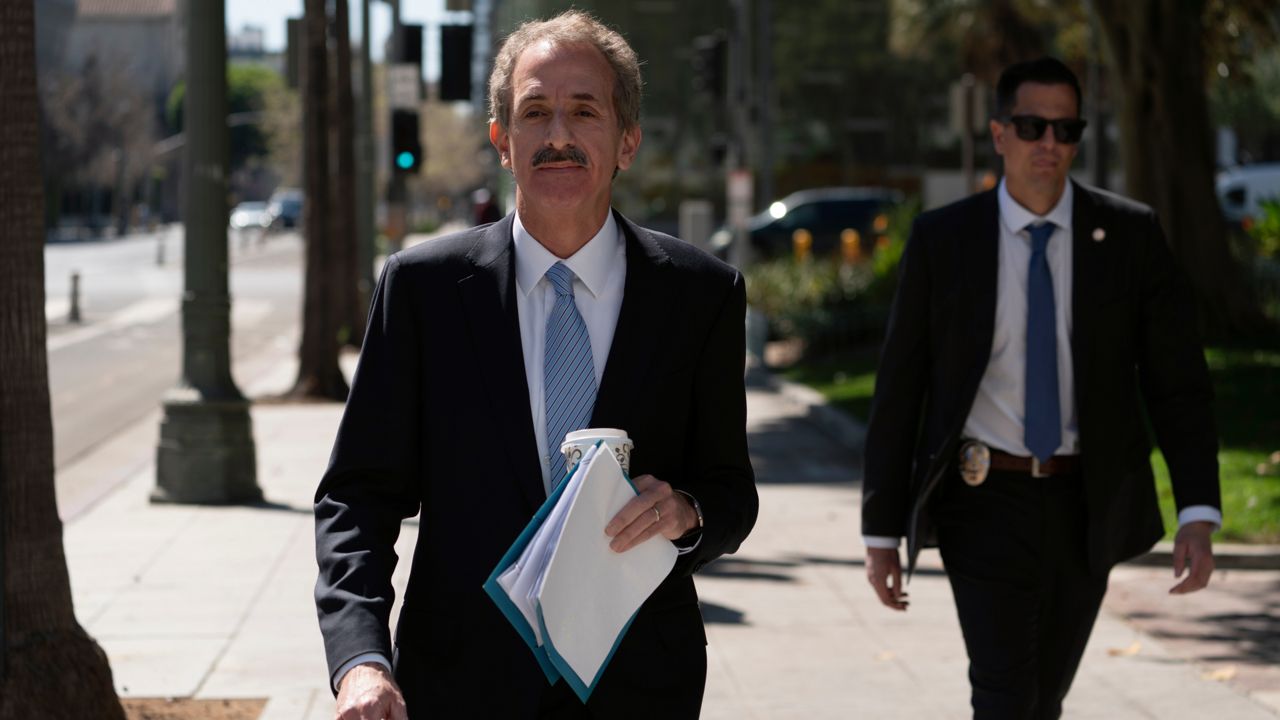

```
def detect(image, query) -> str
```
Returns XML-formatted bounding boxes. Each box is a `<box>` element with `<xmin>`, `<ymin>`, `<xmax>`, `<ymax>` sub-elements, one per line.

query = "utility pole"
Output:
<box><xmin>756</xmin><ymin>0</ymin><xmax>774</xmax><ymax>211</ymax></box>
<box><xmin>727</xmin><ymin>0</ymin><xmax>754</xmax><ymax>270</ymax></box>
<box><xmin>154</xmin><ymin>0</ymin><xmax>261</xmax><ymax>505</ymax></box>
<box><xmin>962</xmin><ymin>73</ymin><xmax>977</xmax><ymax>194</ymax></box>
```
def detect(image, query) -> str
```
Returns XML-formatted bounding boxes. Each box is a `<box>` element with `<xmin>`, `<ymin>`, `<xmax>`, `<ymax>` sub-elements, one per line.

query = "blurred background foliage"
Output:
<box><xmin>745</xmin><ymin>198</ymin><xmax>917</xmax><ymax>353</ymax></box>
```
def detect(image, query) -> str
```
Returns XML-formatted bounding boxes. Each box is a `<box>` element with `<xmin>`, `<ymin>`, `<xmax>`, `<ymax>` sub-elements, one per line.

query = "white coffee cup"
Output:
<box><xmin>560</xmin><ymin>428</ymin><xmax>633</xmax><ymax>474</ymax></box>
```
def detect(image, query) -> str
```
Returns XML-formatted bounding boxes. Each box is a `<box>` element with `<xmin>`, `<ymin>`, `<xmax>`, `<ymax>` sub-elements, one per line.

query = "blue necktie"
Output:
<box><xmin>1024</xmin><ymin>222</ymin><xmax>1061</xmax><ymax>463</ymax></box>
<box><xmin>544</xmin><ymin>262</ymin><xmax>597</xmax><ymax>487</ymax></box>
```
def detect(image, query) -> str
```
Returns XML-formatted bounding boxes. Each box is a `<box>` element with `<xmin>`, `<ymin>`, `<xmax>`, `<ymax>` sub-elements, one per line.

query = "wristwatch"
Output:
<box><xmin>674</xmin><ymin>489</ymin><xmax>704</xmax><ymax>537</ymax></box>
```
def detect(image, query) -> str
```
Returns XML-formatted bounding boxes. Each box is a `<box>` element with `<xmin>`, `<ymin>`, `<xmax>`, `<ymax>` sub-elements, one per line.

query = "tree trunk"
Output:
<box><xmin>331</xmin><ymin>0</ymin><xmax>364</xmax><ymax>348</ymax></box>
<box><xmin>0</xmin><ymin>1</ymin><xmax>125</xmax><ymax>715</ymax></box>
<box><xmin>292</xmin><ymin>0</ymin><xmax>349</xmax><ymax>400</ymax></box>
<box><xmin>1093</xmin><ymin>0</ymin><xmax>1273</xmax><ymax>339</ymax></box>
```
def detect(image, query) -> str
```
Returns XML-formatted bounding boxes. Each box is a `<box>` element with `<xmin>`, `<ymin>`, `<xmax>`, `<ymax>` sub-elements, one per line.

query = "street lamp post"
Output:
<box><xmin>153</xmin><ymin>0</ymin><xmax>261</xmax><ymax>505</ymax></box>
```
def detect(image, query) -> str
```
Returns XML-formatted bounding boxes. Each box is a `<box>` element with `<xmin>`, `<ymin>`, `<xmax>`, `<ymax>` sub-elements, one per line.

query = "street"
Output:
<box><xmin>45</xmin><ymin>226</ymin><xmax>304</xmax><ymax>520</ymax></box>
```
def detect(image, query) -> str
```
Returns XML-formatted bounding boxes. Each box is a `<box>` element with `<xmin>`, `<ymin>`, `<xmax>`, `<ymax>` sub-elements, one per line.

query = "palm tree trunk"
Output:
<box><xmin>331</xmin><ymin>0</ymin><xmax>364</xmax><ymax>348</ymax></box>
<box><xmin>0</xmin><ymin>1</ymin><xmax>125</xmax><ymax>715</ymax></box>
<box><xmin>293</xmin><ymin>0</ymin><xmax>349</xmax><ymax>400</ymax></box>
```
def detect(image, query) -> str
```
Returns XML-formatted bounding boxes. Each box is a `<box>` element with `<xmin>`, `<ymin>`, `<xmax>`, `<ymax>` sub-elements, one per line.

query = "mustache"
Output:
<box><xmin>532</xmin><ymin>146</ymin><xmax>588</xmax><ymax>167</ymax></box>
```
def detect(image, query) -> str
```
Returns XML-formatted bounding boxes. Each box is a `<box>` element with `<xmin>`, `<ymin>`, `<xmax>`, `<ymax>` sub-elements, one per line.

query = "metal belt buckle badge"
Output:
<box><xmin>958</xmin><ymin>440</ymin><xmax>990</xmax><ymax>487</ymax></box>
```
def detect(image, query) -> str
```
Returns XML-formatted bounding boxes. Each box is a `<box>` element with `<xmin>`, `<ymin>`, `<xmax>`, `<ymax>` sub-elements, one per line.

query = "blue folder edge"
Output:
<box><xmin>538</xmin><ymin>601</ymin><xmax>643</xmax><ymax>703</ymax></box>
<box><xmin>482</xmin><ymin>440</ymin><xmax>650</xmax><ymax>701</ymax></box>
<box><xmin>537</xmin><ymin>453</ymin><xmax>646</xmax><ymax>702</ymax></box>
<box><xmin>481</xmin><ymin>440</ymin><xmax>607</xmax><ymax>684</ymax></box>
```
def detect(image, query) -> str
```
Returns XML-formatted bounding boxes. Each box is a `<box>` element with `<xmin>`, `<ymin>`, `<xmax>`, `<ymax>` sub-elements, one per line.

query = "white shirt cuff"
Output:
<box><xmin>1178</xmin><ymin>505</ymin><xmax>1222</xmax><ymax>530</ymax></box>
<box><xmin>332</xmin><ymin>652</ymin><xmax>392</xmax><ymax>693</ymax></box>
<box><xmin>863</xmin><ymin>535</ymin><xmax>901</xmax><ymax>549</ymax></box>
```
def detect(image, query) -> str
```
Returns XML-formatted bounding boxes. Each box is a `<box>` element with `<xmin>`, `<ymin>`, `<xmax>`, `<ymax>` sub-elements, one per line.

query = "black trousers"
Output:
<box><xmin>933</xmin><ymin>467</ymin><xmax>1109</xmax><ymax>720</ymax></box>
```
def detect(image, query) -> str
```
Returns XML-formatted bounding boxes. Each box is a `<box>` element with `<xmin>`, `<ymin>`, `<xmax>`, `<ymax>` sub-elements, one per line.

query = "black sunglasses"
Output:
<box><xmin>1004</xmin><ymin>115</ymin><xmax>1088</xmax><ymax>144</ymax></box>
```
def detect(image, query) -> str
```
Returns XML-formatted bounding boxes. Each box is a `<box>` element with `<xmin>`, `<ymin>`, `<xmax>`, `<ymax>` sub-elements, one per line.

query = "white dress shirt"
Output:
<box><xmin>864</xmin><ymin>181</ymin><xmax>1220</xmax><ymax>550</ymax></box>
<box><xmin>965</xmin><ymin>179</ymin><xmax>1079</xmax><ymax>456</ymax></box>
<box><xmin>513</xmin><ymin>211</ymin><xmax>627</xmax><ymax>494</ymax></box>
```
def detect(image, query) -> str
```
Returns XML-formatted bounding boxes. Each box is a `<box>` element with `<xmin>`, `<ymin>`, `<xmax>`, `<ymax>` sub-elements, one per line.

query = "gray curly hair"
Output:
<box><xmin>487</xmin><ymin>10</ymin><xmax>643</xmax><ymax>132</ymax></box>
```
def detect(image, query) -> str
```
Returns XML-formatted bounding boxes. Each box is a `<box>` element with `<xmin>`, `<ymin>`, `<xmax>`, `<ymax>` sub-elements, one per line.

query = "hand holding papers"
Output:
<box><xmin>483</xmin><ymin>438</ymin><xmax>677</xmax><ymax>702</ymax></box>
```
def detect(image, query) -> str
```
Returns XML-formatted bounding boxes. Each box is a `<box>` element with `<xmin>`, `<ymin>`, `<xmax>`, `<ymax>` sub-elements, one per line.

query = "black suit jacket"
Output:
<box><xmin>862</xmin><ymin>181</ymin><xmax>1220</xmax><ymax>576</ymax></box>
<box><xmin>314</xmin><ymin>211</ymin><xmax>757</xmax><ymax>718</ymax></box>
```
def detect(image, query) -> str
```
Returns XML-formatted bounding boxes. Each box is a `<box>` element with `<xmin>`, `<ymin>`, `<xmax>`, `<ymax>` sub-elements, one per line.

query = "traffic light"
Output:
<box><xmin>401</xmin><ymin>23</ymin><xmax>424</xmax><ymax>65</ymax></box>
<box><xmin>691</xmin><ymin>33</ymin><xmax>726</xmax><ymax>100</ymax></box>
<box><xmin>440</xmin><ymin>24</ymin><xmax>473</xmax><ymax>102</ymax></box>
<box><xmin>391</xmin><ymin>109</ymin><xmax>422</xmax><ymax>174</ymax></box>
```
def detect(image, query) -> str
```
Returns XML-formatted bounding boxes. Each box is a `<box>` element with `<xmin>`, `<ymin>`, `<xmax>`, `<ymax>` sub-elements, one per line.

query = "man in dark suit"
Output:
<box><xmin>861</xmin><ymin>57</ymin><xmax>1221</xmax><ymax>719</ymax></box>
<box><xmin>314</xmin><ymin>11</ymin><xmax>757</xmax><ymax>720</ymax></box>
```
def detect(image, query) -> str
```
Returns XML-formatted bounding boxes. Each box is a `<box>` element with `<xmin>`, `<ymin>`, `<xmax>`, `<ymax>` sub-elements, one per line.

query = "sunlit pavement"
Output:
<box><xmin>60</xmin><ymin>358</ymin><xmax>1280</xmax><ymax>718</ymax></box>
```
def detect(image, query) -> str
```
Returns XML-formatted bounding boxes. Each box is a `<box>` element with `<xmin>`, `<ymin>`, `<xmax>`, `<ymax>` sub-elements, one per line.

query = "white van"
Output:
<box><xmin>1216</xmin><ymin>164</ymin><xmax>1280</xmax><ymax>226</ymax></box>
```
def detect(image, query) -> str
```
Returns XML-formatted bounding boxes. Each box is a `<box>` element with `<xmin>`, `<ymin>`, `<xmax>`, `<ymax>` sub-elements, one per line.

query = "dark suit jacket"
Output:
<box><xmin>314</xmin><ymin>211</ymin><xmax>758</xmax><ymax>718</ymax></box>
<box><xmin>862</xmin><ymin>181</ymin><xmax>1220</xmax><ymax>576</ymax></box>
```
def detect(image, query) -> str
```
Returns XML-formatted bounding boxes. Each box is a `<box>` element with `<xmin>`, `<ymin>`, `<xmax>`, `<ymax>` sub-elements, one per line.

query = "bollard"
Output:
<box><xmin>873</xmin><ymin>213</ymin><xmax>890</xmax><ymax>234</ymax></box>
<box><xmin>841</xmin><ymin>229</ymin><xmax>862</xmax><ymax>265</ymax></box>
<box><xmin>156</xmin><ymin>233</ymin><xmax>166</xmax><ymax>266</ymax></box>
<box><xmin>69</xmin><ymin>271</ymin><xmax>82</xmax><ymax>323</ymax></box>
<box><xmin>792</xmin><ymin>228</ymin><xmax>812</xmax><ymax>263</ymax></box>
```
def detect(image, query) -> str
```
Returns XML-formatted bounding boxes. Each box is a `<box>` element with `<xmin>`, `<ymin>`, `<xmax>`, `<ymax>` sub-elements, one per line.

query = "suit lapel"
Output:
<box><xmin>457</xmin><ymin>215</ymin><xmax>546</xmax><ymax>512</ymax></box>
<box><xmin>591</xmin><ymin>212</ymin><xmax>674</xmax><ymax>433</ymax></box>
<box><xmin>1069</xmin><ymin>181</ymin><xmax>1105</xmax><ymax>423</ymax></box>
<box><xmin>962</xmin><ymin>190</ymin><xmax>1001</xmax><ymax>403</ymax></box>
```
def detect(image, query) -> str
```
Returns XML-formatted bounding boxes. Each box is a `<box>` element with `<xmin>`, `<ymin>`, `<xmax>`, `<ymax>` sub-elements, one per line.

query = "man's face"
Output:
<box><xmin>489</xmin><ymin>41</ymin><xmax>641</xmax><ymax>218</ymax></box>
<box><xmin>990</xmin><ymin>82</ymin><xmax>1079</xmax><ymax>193</ymax></box>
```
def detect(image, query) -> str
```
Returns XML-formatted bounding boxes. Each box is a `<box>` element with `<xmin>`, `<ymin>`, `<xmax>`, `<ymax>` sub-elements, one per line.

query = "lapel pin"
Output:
<box><xmin>1092</xmin><ymin>227</ymin><xmax>1106</xmax><ymax>242</ymax></box>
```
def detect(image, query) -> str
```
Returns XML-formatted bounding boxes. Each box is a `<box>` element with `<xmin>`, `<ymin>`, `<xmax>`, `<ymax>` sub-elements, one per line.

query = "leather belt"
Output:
<box><xmin>989</xmin><ymin>449</ymin><xmax>1080</xmax><ymax>478</ymax></box>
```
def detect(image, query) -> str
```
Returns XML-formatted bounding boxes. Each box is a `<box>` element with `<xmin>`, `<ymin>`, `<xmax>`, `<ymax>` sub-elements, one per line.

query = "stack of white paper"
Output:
<box><xmin>483</xmin><ymin>441</ymin><xmax>677</xmax><ymax>702</ymax></box>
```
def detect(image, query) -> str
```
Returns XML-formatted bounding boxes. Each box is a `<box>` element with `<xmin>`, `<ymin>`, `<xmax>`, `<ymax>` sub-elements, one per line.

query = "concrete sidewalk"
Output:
<box><xmin>61</xmin><ymin>368</ymin><xmax>1279</xmax><ymax>718</ymax></box>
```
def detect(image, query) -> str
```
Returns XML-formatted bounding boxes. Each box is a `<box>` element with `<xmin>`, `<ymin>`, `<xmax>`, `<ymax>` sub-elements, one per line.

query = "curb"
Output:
<box><xmin>747</xmin><ymin>363</ymin><xmax>866</xmax><ymax>456</ymax></box>
<box><xmin>751</xmin><ymin>365</ymin><xmax>1280</xmax><ymax>571</ymax></box>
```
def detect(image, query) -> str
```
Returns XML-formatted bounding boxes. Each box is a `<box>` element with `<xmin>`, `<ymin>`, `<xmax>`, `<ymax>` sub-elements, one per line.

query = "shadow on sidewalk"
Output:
<box><xmin>700</xmin><ymin>554</ymin><xmax>947</xmax><ymax>584</ymax></box>
<box><xmin>1122</xmin><ymin>575</ymin><xmax>1280</xmax><ymax>668</ymax></box>
<box><xmin>747</xmin><ymin>414</ymin><xmax>863</xmax><ymax>487</ymax></box>
<box><xmin>700</xmin><ymin>601</ymin><xmax>747</xmax><ymax>625</ymax></box>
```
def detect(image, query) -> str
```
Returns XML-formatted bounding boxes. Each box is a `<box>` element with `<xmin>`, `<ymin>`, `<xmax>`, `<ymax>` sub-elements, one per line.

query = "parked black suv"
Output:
<box><xmin>711</xmin><ymin>186</ymin><xmax>902</xmax><ymax>261</ymax></box>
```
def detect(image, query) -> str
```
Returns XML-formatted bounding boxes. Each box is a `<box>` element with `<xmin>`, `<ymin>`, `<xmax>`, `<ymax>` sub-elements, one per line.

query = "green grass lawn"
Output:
<box><xmin>1153</xmin><ymin>348</ymin><xmax>1280</xmax><ymax>542</ymax></box>
<box><xmin>785</xmin><ymin>346</ymin><xmax>1280</xmax><ymax>543</ymax></box>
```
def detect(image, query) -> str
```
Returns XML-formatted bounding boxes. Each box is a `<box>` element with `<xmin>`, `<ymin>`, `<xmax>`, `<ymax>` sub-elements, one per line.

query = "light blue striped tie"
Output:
<box><xmin>544</xmin><ymin>262</ymin><xmax>597</xmax><ymax>487</ymax></box>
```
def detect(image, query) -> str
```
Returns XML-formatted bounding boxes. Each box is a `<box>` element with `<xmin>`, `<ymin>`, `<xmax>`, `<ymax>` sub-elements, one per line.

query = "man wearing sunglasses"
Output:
<box><xmin>862</xmin><ymin>57</ymin><xmax>1220</xmax><ymax>718</ymax></box>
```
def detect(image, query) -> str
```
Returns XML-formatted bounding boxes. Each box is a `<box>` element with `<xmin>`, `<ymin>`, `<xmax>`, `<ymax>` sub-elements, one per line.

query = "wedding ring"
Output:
<box><xmin>652</xmin><ymin>505</ymin><xmax>661</xmax><ymax>524</ymax></box>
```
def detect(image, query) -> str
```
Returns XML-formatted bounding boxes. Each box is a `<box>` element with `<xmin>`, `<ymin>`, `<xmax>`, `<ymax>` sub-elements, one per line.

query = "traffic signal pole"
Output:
<box><xmin>385</xmin><ymin>0</ymin><xmax>407</xmax><ymax>254</ymax></box>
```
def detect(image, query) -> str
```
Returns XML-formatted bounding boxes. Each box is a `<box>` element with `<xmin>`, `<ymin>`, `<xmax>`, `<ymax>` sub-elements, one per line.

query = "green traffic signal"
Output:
<box><xmin>391</xmin><ymin>110</ymin><xmax>422</xmax><ymax>174</ymax></box>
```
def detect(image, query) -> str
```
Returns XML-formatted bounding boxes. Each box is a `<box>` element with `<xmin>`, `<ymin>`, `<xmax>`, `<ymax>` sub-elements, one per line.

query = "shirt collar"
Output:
<box><xmin>513</xmin><ymin>210</ymin><xmax>621</xmax><ymax>299</ymax></box>
<box><xmin>998</xmin><ymin>177</ymin><xmax>1074</xmax><ymax>237</ymax></box>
